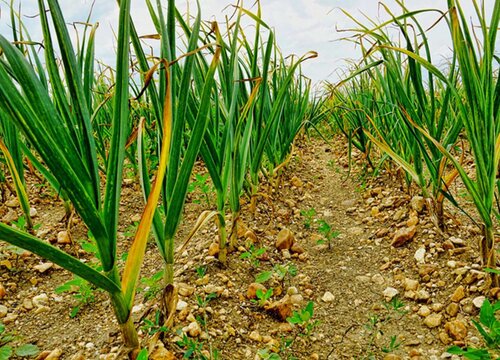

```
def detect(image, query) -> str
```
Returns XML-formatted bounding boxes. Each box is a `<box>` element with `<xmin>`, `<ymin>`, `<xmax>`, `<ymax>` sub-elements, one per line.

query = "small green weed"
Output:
<box><xmin>188</xmin><ymin>173</ymin><xmax>213</xmax><ymax>206</ymax></box>
<box><xmin>0</xmin><ymin>322</ymin><xmax>39</xmax><ymax>359</ymax></box>
<box><xmin>300</xmin><ymin>208</ymin><xmax>316</xmax><ymax>229</ymax></box>
<box><xmin>140</xmin><ymin>310</ymin><xmax>168</xmax><ymax>336</ymax></box>
<box><xmin>316</xmin><ymin>220</ymin><xmax>340</xmax><ymax>249</ymax></box>
<box><xmin>176</xmin><ymin>332</ymin><xmax>220</xmax><ymax>360</ymax></box>
<box><xmin>382</xmin><ymin>335</ymin><xmax>401</xmax><ymax>353</ymax></box>
<box><xmin>240</xmin><ymin>245</ymin><xmax>267</xmax><ymax>268</ymax></box>
<box><xmin>55</xmin><ymin>277</ymin><xmax>98</xmax><ymax>318</ymax></box>
<box><xmin>287</xmin><ymin>301</ymin><xmax>319</xmax><ymax>337</ymax></box>
<box><xmin>255</xmin><ymin>263</ymin><xmax>297</xmax><ymax>286</ymax></box>
<box><xmin>251</xmin><ymin>288</ymin><xmax>273</xmax><ymax>307</ymax></box>
<box><xmin>139</xmin><ymin>270</ymin><xmax>164</xmax><ymax>301</ymax></box>
<box><xmin>195</xmin><ymin>266</ymin><xmax>207</xmax><ymax>279</ymax></box>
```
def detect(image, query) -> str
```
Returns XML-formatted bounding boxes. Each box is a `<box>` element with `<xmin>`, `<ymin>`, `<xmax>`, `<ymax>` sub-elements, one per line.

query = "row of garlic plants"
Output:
<box><xmin>0</xmin><ymin>0</ymin><xmax>321</xmax><ymax>352</ymax></box>
<box><xmin>328</xmin><ymin>0</ymin><xmax>500</xmax><ymax>278</ymax></box>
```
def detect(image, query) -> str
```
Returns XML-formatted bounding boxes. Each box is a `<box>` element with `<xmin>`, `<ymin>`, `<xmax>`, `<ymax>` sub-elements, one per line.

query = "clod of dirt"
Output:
<box><xmin>444</xmin><ymin>320</ymin><xmax>467</xmax><ymax>340</ymax></box>
<box><xmin>391</xmin><ymin>225</ymin><xmax>417</xmax><ymax>247</ymax></box>
<box><xmin>276</xmin><ymin>228</ymin><xmax>295</xmax><ymax>250</ymax></box>
<box><xmin>410</xmin><ymin>196</ymin><xmax>425</xmax><ymax>213</ymax></box>
<box><xmin>247</xmin><ymin>283</ymin><xmax>266</xmax><ymax>299</ymax></box>
<box><xmin>450</xmin><ymin>285</ymin><xmax>466</xmax><ymax>302</ymax></box>
<box><xmin>208</xmin><ymin>242</ymin><xmax>220</xmax><ymax>256</ymax></box>
<box><xmin>57</xmin><ymin>231</ymin><xmax>71</xmax><ymax>245</ymax></box>
<box><xmin>34</xmin><ymin>262</ymin><xmax>54</xmax><ymax>273</ymax></box>
<box><xmin>423</xmin><ymin>313</ymin><xmax>443</xmax><ymax>328</ymax></box>
<box><xmin>0</xmin><ymin>283</ymin><xmax>6</xmax><ymax>299</ymax></box>
<box><xmin>265</xmin><ymin>297</ymin><xmax>293</xmax><ymax>321</ymax></box>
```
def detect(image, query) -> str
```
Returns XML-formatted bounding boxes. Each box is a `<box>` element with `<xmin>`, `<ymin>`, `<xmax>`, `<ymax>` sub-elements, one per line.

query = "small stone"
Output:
<box><xmin>249</xmin><ymin>330</ymin><xmax>262</xmax><ymax>342</ymax></box>
<box><xmin>262</xmin><ymin>335</ymin><xmax>273</xmax><ymax>344</ymax></box>
<box><xmin>176</xmin><ymin>300</ymin><xmax>188</xmax><ymax>312</ymax></box>
<box><xmin>290</xmin><ymin>294</ymin><xmax>303</xmax><ymax>304</ymax></box>
<box><xmin>446</xmin><ymin>303</ymin><xmax>460</xmax><ymax>317</ymax></box>
<box><xmin>287</xmin><ymin>287</ymin><xmax>299</xmax><ymax>296</ymax></box>
<box><xmin>265</xmin><ymin>298</ymin><xmax>293</xmax><ymax>321</ymax></box>
<box><xmin>449</xmin><ymin>236</ymin><xmax>465</xmax><ymax>246</ymax></box>
<box><xmin>0</xmin><ymin>283</ymin><xmax>6</xmax><ymax>299</ymax></box>
<box><xmin>34</xmin><ymin>262</ymin><xmax>54</xmax><ymax>273</ymax></box>
<box><xmin>291</xmin><ymin>176</ymin><xmax>303</xmax><ymax>188</ymax></box>
<box><xmin>178</xmin><ymin>283</ymin><xmax>195</xmax><ymax>297</ymax></box>
<box><xmin>393</xmin><ymin>208</ymin><xmax>406</xmax><ymax>221</ymax></box>
<box><xmin>150</xmin><ymin>341</ymin><xmax>176</xmax><ymax>360</ymax></box>
<box><xmin>391</xmin><ymin>226</ymin><xmax>417</xmax><ymax>247</ymax></box>
<box><xmin>371</xmin><ymin>274</ymin><xmax>385</xmax><ymax>285</ymax></box>
<box><xmin>57</xmin><ymin>231</ymin><xmax>71</xmax><ymax>245</ymax></box>
<box><xmin>407</xmin><ymin>216</ymin><xmax>419</xmax><ymax>227</ymax></box>
<box><xmin>431</xmin><ymin>303</ymin><xmax>444</xmax><ymax>312</ymax></box>
<box><xmin>443</xmin><ymin>240</ymin><xmax>455</xmax><ymax>250</ymax></box>
<box><xmin>208</xmin><ymin>242</ymin><xmax>219</xmax><ymax>257</ymax></box>
<box><xmin>276</xmin><ymin>229</ymin><xmax>295</xmax><ymax>250</ymax></box>
<box><xmin>3</xmin><ymin>314</ymin><xmax>17</xmax><ymax>324</ymax></box>
<box><xmin>423</xmin><ymin>313</ymin><xmax>443</xmax><ymax>328</ymax></box>
<box><xmin>69</xmin><ymin>353</ymin><xmax>85</xmax><ymax>360</ymax></box>
<box><xmin>204</xmin><ymin>285</ymin><xmax>223</xmax><ymax>295</ymax></box>
<box><xmin>380</xmin><ymin>197</ymin><xmax>395</xmax><ymax>209</ymax></box>
<box><xmin>186</xmin><ymin>322</ymin><xmax>201</xmax><ymax>337</ymax></box>
<box><xmin>414</xmin><ymin>247</ymin><xmax>426</xmax><ymax>264</ymax></box>
<box><xmin>384</xmin><ymin>355</ymin><xmax>401</xmax><ymax>360</ymax></box>
<box><xmin>244</xmin><ymin>230</ymin><xmax>257</xmax><ymax>243</ymax></box>
<box><xmin>0</xmin><ymin>305</ymin><xmax>8</xmax><ymax>318</ymax></box>
<box><xmin>130</xmin><ymin>213</ymin><xmax>141</xmax><ymax>223</ymax></box>
<box><xmin>33</xmin><ymin>293</ymin><xmax>49</xmax><ymax>308</ymax></box>
<box><xmin>376</xmin><ymin>228</ymin><xmax>389</xmax><ymax>238</ymax></box>
<box><xmin>23</xmin><ymin>298</ymin><xmax>34</xmax><ymax>311</ymax></box>
<box><xmin>404</xmin><ymin>278</ymin><xmax>419</xmax><ymax>292</ymax></box>
<box><xmin>439</xmin><ymin>332</ymin><xmax>452</xmax><ymax>345</ymax></box>
<box><xmin>491</xmin><ymin>288</ymin><xmax>500</xmax><ymax>300</ymax></box>
<box><xmin>411</xmin><ymin>196</ymin><xmax>425</xmax><ymax>213</ymax></box>
<box><xmin>322</xmin><ymin>292</ymin><xmax>335</xmax><ymax>302</ymax></box>
<box><xmin>131</xmin><ymin>304</ymin><xmax>144</xmax><ymax>315</ymax></box>
<box><xmin>247</xmin><ymin>283</ymin><xmax>267</xmax><ymax>300</ymax></box>
<box><xmin>419</xmin><ymin>265</ymin><xmax>437</xmax><ymax>278</ymax></box>
<box><xmin>281</xmin><ymin>249</ymin><xmax>291</xmax><ymax>259</ymax></box>
<box><xmin>30</xmin><ymin>207</ymin><xmax>38</xmax><ymax>217</ymax></box>
<box><xmin>291</xmin><ymin>244</ymin><xmax>305</xmax><ymax>254</ymax></box>
<box><xmin>45</xmin><ymin>349</ymin><xmax>63</xmax><ymax>360</ymax></box>
<box><xmin>446</xmin><ymin>261</ymin><xmax>457</xmax><ymax>268</ymax></box>
<box><xmin>473</xmin><ymin>296</ymin><xmax>486</xmax><ymax>309</ymax></box>
<box><xmin>5</xmin><ymin>199</ymin><xmax>18</xmax><ymax>208</ymax></box>
<box><xmin>450</xmin><ymin>286</ymin><xmax>466</xmax><ymax>302</ymax></box>
<box><xmin>2</xmin><ymin>209</ymin><xmax>18</xmax><ymax>223</ymax></box>
<box><xmin>445</xmin><ymin>320</ymin><xmax>467</xmax><ymax>340</ymax></box>
<box><xmin>418</xmin><ymin>305</ymin><xmax>431</xmax><ymax>317</ymax></box>
<box><xmin>383</xmin><ymin>287</ymin><xmax>399</xmax><ymax>300</ymax></box>
<box><xmin>417</xmin><ymin>289</ymin><xmax>431</xmax><ymax>301</ymax></box>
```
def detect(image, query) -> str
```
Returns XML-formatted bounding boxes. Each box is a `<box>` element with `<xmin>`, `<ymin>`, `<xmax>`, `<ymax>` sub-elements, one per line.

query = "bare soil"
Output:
<box><xmin>0</xmin><ymin>135</ymin><xmax>492</xmax><ymax>359</ymax></box>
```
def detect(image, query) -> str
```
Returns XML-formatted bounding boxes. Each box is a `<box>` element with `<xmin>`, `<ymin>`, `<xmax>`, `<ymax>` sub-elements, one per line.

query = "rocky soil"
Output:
<box><xmin>0</xmin><ymin>135</ymin><xmax>496</xmax><ymax>359</ymax></box>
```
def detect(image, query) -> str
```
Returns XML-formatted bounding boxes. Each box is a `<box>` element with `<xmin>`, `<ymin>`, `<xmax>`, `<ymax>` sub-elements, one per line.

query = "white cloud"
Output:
<box><xmin>0</xmin><ymin>0</ymin><xmax>497</xmax><ymax>85</ymax></box>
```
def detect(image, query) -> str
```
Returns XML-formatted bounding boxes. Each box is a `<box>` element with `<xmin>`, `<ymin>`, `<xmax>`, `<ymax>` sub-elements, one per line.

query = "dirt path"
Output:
<box><xmin>1</xmin><ymin>136</ymin><xmax>485</xmax><ymax>359</ymax></box>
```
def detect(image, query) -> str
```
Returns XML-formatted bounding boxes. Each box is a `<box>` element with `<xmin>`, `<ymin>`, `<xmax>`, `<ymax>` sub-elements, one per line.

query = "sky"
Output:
<box><xmin>0</xmin><ymin>1</ymin><xmax>496</xmax><ymax>86</ymax></box>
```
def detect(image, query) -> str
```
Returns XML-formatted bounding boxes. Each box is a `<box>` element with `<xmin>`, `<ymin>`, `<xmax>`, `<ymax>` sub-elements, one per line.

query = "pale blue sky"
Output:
<box><xmin>0</xmin><ymin>1</ymin><xmax>496</xmax><ymax>85</ymax></box>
